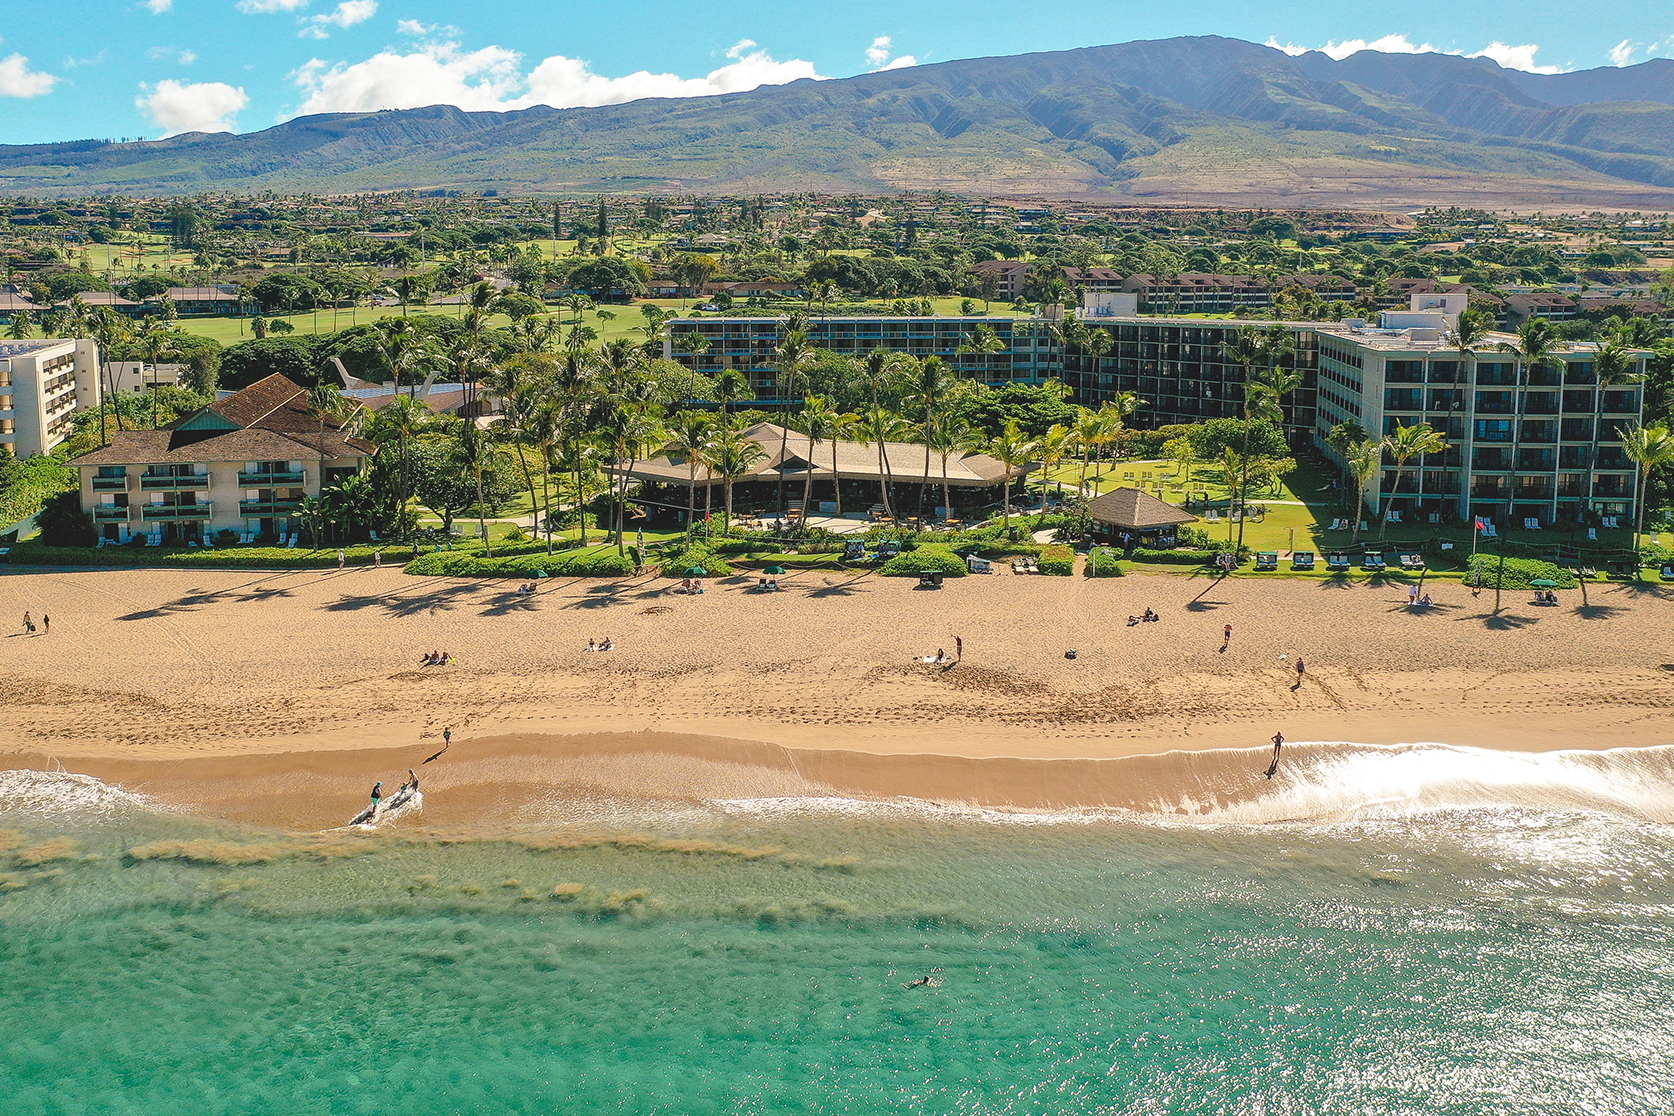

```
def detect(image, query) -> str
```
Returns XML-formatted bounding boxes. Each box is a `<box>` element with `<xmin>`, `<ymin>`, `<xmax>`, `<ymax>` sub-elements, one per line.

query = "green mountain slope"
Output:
<box><xmin>6</xmin><ymin>37</ymin><xmax>1674</xmax><ymax>205</ymax></box>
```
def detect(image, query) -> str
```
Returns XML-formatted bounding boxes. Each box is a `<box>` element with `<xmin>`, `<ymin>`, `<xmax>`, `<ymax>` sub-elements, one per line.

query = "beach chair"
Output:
<box><xmin>841</xmin><ymin>541</ymin><xmax>866</xmax><ymax>563</ymax></box>
<box><xmin>1326</xmin><ymin>553</ymin><xmax>1351</xmax><ymax>572</ymax></box>
<box><xmin>1603</xmin><ymin>516</ymin><xmax>1620</xmax><ymax>529</ymax></box>
<box><xmin>1206</xmin><ymin>509</ymin><xmax>1220</xmax><ymax>522</ymax></box>
<box><xmin>95</xmin><ymin>537</ymin><xmax>107</xmax><ymax>548</ymax></box>
<box><xmin>1588</xmin><ymin>528</ymin><xmax>1598</xmax><ymax>541</ymax></box>
<box><xmin>1481</xmin><ymin>523</ymin><xmax>1498</xmax><ymax>538</ymax></box>
<box><xmin>1399</xmin><ymin>554</ymin><xmax>1425</xmax><ymax>571</ymax></box>
<box><xmin>1361</xmin><ymin>553</ymin><xmax>1387</xmax><ymax>572</ymax></box>
<box><xmin>1326</xmin><ymin>518</ymin><xmax>1342</xmax><ymax>531</ymax></box>
<box><xmin>1386</xmin><ymin>509</ymin><xmax>1401</xmax><ymax>524</ymax></box>
<box><xmin>286</xmin><ymin>535</ymin><xmax>299</xmax><ymax>549</ymax></box>
<box><xmin>1254</xmin><ymin>552</ymin><xmax>1279</xmax><ymax>571</ymax></box>
<box><xmin>1523</xmin><ymin>517</ymin><xmax>1541</xmax><ymax>531</ymax></box>
<box><xmin>1291</xmin><ymin>551</ymin><xmax>1316</xmax><ymax>571</ymax></box>
<box><xmin>965</xmin><ymin>554</ymin><xmax>993</xmax><ymax>574</ymax></box>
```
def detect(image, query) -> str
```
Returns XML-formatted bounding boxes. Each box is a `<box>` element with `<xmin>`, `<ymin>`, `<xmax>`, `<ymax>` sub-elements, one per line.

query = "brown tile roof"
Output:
<box><xmin>1087</xmin><ymin>487</ymin><xmax>1199</xmax><ymax>530</ymax></box>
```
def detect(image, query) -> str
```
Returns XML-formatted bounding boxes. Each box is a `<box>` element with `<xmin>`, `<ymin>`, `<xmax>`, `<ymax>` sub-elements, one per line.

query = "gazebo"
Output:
<box><xmin>1086</xmin><ymin>487</ymin><xmax>1199</xmax><ymax>550</ymax></box>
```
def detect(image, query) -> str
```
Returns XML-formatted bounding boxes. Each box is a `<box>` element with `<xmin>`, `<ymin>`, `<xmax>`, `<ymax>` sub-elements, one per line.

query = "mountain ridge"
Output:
<box><xmin>5</xmin><ymin>36</ymin><xmax>1674</xmax><ymax>207</ymax></box>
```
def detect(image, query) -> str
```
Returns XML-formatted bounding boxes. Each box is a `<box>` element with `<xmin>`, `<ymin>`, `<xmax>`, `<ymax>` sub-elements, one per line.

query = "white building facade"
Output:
<box><xmin>0</xmin><ymin>339</ymin><xmax>101</xmax><ymax>458</ymax></box>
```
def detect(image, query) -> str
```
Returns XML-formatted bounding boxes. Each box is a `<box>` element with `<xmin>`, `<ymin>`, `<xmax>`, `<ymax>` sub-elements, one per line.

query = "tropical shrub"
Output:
<box><xmin>1465</xmin><ymin>555</ymin><xmax>1577</xmax><ymax>590</ymax></box>
<box><xmin>1037</xmin><ymin>544</ymin><xmax>1076</xmax><ymax>576</ymax></box>
<box><xmin>1086</xmin><ymin>547</ymin><xmax>1125</xmax><ymax>577</ymax></box>
<box><xmin>1128</xmin><ymin>548</ymin><xmax>1220</xmax><ymax>566</ymax></box>
<box><xmin>406</xmin><ymin>547</ymin><xmax>638</xmax><ymax>579</ymax></box>
<box><xmin>658</xmin><ymin>545</ymin><xmax>732</xmax><ymax>578</ymax></box>
<box><xmin>879</xmin><ymin>544</ymin><xmax>967</xmax><ymax>577</ymax></box>
<box><xmin>36</xmin><ymin>491</ymin><xmax>97</xmax><ymax>548</ymax></box>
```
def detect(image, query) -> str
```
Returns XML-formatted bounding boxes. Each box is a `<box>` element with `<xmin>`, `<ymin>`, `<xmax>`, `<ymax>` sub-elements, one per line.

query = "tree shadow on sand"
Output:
<box><xmin>807</xmin><ymin>574</ymin><xmax>873</xmax><ymax>598</ymax></box>
<box><xmin>1454</xmin><ymin>610</ymin><xmax>1539</xmax><ymax>630</ymax></box>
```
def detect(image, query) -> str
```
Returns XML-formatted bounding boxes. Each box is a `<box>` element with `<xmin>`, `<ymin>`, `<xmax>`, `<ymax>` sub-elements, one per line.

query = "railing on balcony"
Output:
<box><xmin>93</xmin><ymin>506</ymin><xmax>131</xmax><ymax>520</ymax></box>
<box><xmin>91</xmin><ymin>476</ymin><xmax>128</xmax><ymax>491</ymax></box>
<box><xmin>141</xmin><ymin>504</ymin><xmax>211</xmax><ymax>520</ymax></box>
<box><xmin>140</xmin><ymin>474</ymin><xmax>209</xmax><ymax>490</ymax></box>
<box><xmin>239</xmin><ymin>500</ymin><xmax>303</xmax><ymax>516</ymax></box>
<box><xmin>237</xmin><ymin>471</ymin><xmax>305</xmax><ymax>486</ymax></box>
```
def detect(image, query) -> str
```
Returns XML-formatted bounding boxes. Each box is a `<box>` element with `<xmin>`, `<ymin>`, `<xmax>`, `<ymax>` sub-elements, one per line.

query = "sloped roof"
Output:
<box><xmin>621</xmin><ymin>421</ymin><xmax>1023</xmax><ymax>488</ymax></box>
<box><xmin>1087</xmin><ymin>488</ymin><xmax>1199</xmax><ymax>530</ymax></box>
<box><xmin>67</xmin><ymin>373</ymin><xmax>374</xmax><ymax>467</ymax></box>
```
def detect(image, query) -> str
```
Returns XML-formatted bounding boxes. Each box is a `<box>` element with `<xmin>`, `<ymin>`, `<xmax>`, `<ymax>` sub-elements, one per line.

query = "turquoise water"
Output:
<box><xmin>5</xmin><ymin>751</ymin><xmax>1674</xmax><ymax>1115</ymax></box>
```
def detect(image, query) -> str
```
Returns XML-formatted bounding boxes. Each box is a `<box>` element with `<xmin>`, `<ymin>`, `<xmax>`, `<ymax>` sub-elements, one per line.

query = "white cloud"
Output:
<box><xmin>865</xmin><ymin>34</ymin><xmax>917</xmax><ymax>72</ymax></box>
<box><xmin>301</xmin><ymin>0</ymin><xmax>376</xmax><ymax>37</ymax></box>
<box><xmin>396</xmin><ymin>19</ymin><xmax>428</xmax><ymax>35</ymax></box>
<box><xmin>0</xmin><ymin>54</ymin><xmax>58</xmax><ymax>98</ymax></box>
<box><xmin>238</xmin><ymin>0</ymin><xmax>310</xmax><ymax>11</ymax></box>
<box><xmin>290</xmin><ymin>38</ymin><xmax>823</xmax><ymax>117</ymax></box>
<box><xmin>1466</xmin><ymin>42</ymin><xmax>1563</xmax><ymax>74</ymax></box>
<box><xmin>1263</xmin><ymin>33</ymin><xmax>1567</xmax><ymax>73</ymax></box>
<box><xmin>1609</xmin><ymin>40</ymin><xmax>1635</xmax><ymax>67</ymax></box>
<box><xmin>146</xmin><ymin>46</ymin><xmax>196</xmax><ymax>64</ymax></box>
<box><xmin>144</xmin><ymin>0</ymin><xmax>174</xmax><ymax>12</ymax></box>
<box><xmin>137</xmin><ymin>78</ymin><xmax>249</xmax><ymax>134</ymax></box>
<box><xmin>180</xmin><ymin>49</ymin><xmax>197</xmax><ymax>64</ymax></box>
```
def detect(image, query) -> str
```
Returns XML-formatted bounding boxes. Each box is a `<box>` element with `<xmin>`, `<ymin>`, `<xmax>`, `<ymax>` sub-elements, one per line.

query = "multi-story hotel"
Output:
<box><xmin>0</xmin><ymin>338</ymin><xmax>102</xmax><ymax>458</ymax></box>
<box><xmin>66</xmin><ymin>373</ymin><xmax>374</xmax><ymax>544</ymax></box>
<box><xmin>664</xmin><ymin>316</ymin><xmax>1058</xmax><ymax>398</ymax></box>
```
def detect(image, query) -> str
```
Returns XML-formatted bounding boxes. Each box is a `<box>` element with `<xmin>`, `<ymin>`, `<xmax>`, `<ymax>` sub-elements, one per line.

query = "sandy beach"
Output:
<box><xmin>2</xmin><ymin>561</ymin><xmax>1672</xmax><ymax>824</ymax></box>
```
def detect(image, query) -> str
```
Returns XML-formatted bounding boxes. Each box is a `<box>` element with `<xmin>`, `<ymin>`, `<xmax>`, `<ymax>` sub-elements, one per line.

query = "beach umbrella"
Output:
<box><xmin>1529</xmin><ymin>579</ymin><xmax>1559</xmax><ymax>588</ymax></box>
<box><xmin>684</xmin><ymin>566</ymin><xmax>708</xmax><ymax>577</ymax></box>
<box><xmin>763</xmin><ymin>566</ymin><xmax>787</xmax><ymax>575</ymax></box>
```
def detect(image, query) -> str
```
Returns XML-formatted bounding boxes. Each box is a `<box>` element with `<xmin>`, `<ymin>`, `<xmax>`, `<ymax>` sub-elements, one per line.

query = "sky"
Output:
<box><xmin>0</xmin><ymin>0</ymin><xmax>1672</xmax><ymax>144</ymax></box>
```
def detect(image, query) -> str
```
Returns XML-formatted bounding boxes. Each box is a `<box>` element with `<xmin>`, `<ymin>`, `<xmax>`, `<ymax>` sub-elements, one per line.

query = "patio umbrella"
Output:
<box><xmin>1529</xmin><ymin>579</ymin><xmax>1560</xmax><ymax>588</ymax></box>
<box><xmin>763</xmin><ymin>566</ymin><xmax>787</xmax><ymax>575</ymax></box>
<box><xmin>684</xmin><ymin>566</ymin><xmax>708</xmax><ymax>577</ymax></box>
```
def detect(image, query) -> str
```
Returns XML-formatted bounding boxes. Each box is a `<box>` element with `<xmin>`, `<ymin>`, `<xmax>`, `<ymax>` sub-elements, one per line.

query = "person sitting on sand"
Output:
<box><xmin>1419</xmin><ymin>593</ymin><xmax>1432</xmax><ymax>607</ymax></box>
<box><xmin>600</xmin><ymin>636</ymin><xmax>614</xmax><ymax>651</ymax></box>
<box><xmin>438</xmin><ymin>651</ymin><xmax>451</xmax><ymax>666</ymax></box>
<box><xmin>1143</xmin><ymin>608</ymin><xmax>1159</xmax><ymax>623</ymax></box>
<box><xmin>1127</xmin><ymin>615</ymin><xmax>1141</xmax><ymax>627</ymax></box>
<box><xmin>680</xmin><ymin>578</ymin><xmax>692</xmax><ymax>594</ymax></box>
<box><xmin>585</xmin><ymin>638</ymin><xmax>597</xmax><ymax>652</ymax></box>
<box><xmin>693</xmin><ymin>580</ymin><xmax>704</xmax><ymax>594</ymax></box>
<box><xmin>421</xmin><ymin>650</ymin><xmax>437</xmax><ymax>666</ymax></box>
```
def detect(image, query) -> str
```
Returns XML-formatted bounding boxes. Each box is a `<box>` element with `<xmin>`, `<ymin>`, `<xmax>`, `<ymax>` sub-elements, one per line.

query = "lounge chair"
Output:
<box><xmin>1206</xmin><ymin>510</ymin><xmax>1220</xmax><ymax>522</ymax></box>
<box><xmin>1326</xmin><ymin>518</ymin><xmax>1343</xmax><ymax>531</ymax></box>
<box><xmin>966</xmin><ymin>555</ymin><xmax>993</xmax><ymax>574</ymax></box>
<box><xmin>1523</xmin><ymin>518</ymin><xmax>1541</xmax><ymax>531</ymax></box>
<box><xmin>1386</xmin><ymin>510</ymin><xmax>1402</xmax><ymax>524</ymax></box>
<box><xmin>286</xmin><ymin>535</ymin><xmax>299</xmax><ymax>549</ymax></box>
<box><xmin>95</xmin><ymin>538</ymin><xmax>107</xmax><ymax>548</ymax></box>
<box><xmin>1291</xmin><ymin>551</ymin><xmax>1316</xmax><ymax>571</ymax></box>
<box><xmin>1399</xmin><ymin>554</ymin><xmax>1425</xmax><ymax>571</ymax></box>
<box><xmin>1602</xmin><ymin>516</ymin><xmax>1620</xmax><ymax>529</ymax></box>
<box><xmin>1587</xmin><ymin>528</ymin><xmax>1598</xmax><ymax>541</ymax></box>
<box><xmin>1326</xmin><ymin>553</ymin><xmax>1351</xmax><ymax>572</ymax></box>
<box><xmin>1361</xmin><ymin>553</ymin><xmax>1386</xmax><ymax>571</ymax></box>
<box><xmin>1254</xmin><ymin>552</ymin><xmax>1279</xmax><ymax>571</ymax></box>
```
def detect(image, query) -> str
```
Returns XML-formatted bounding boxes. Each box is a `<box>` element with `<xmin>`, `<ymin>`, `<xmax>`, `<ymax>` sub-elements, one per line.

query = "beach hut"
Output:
<box><xmin>1086</xmin><ymin>488</ymin><xmax>1199</xmax><ymax>551</ymax></box>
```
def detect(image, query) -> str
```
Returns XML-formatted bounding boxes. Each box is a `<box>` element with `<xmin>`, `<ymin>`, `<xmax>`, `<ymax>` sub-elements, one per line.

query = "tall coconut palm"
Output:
<box><xmin>854</xmin><ymin>406</ymin><xmax>910</xmax><ymax>522</ymax></box>
<box><xmin>90</xmin><ymin>307</ymin><xmax>132</xmax><ymax>440</ymax></box>
<box><xmin>708</xmin><ymin>421</ymin><xmax>766</xmax><ymax>534</ymax></box>
<box><xmin>1620</xmin><ymin>422</ymin><xmax>1674</xmax><ymax>551</ymax></box>
<box><xmin>1220</xmin><ymin>325</ymin><xmax>1293</xmax><ymax>549</ymax></box>
<box><xmin>930</xmin><ymin>412</ymin><xmax>981</xmax><ymax>523</ymax></box>
<box><xmin>1034</xmin><ymin>423</ymin><xmax>1074</xmax><ymax>514</ymax></box>
<box><xmin>985</xmin><ymin>419</ymin><xmax>1039</xmax><ymax>534</ymax></box>
<box><xmin>1442</xmin><ymin>307</ymin><xmax>1494</xmax><ymax>521</ymax></box>
<box><xmin>772</xmin><ymin>325</ymin><xmax>813</xmax><ymax>518</ymax></box>
<box><xmin>956</xmin><ymin>324</ymin><xmax>1005</xmax><ymax>380</ymax></box>
<box><xmin>1379</xmin><ymin>422</ymin><xmax>1449</xmax><ymax>538</ymax></box>
<box><xmin>1346</xmin><ymin>438</ymin><xmax>1384</xmax><ymax>541</ymax></box>
<box><xmin>713</xmin><ymin>367</ymin><xmax>751</xmax><ymax>422</ymax></box>
<box><xmin>908</xmin><ymin>355</ymin><xmax>950</xmax><ymax>518</ymax></box>
<box><xmin>1586</xmin><ymin>340</ymin><xmax>1641</xmax><ymax>519</ymax></box>
<box><xmin>666</xmin><ymin>410</ymin><xmax>715</xmax><ymax>537</ymax></box>
<box><xmin>797</xmin><ymin>394</ymin><xmax>844</xmax><ymax>520</ymax></box>
<box><xmin>8</xmin><ymin>310</ymin><xmax>32</xmax><ymax>340</ymax></box>
<box><xmin>1496</xmin><ymin>317</ymin><xmax>1563</xmax><ymax>529</ymax></box>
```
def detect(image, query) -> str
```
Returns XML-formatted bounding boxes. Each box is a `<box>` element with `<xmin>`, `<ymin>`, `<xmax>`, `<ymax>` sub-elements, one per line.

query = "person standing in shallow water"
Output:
<box><xmin>1266</xmin><ymin>731</ymin><xmax>1284</xmax><ymax>779</ymax></box>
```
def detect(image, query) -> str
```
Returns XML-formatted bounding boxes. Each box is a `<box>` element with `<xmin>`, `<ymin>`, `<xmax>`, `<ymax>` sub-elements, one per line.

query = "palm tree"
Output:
<box><xmin>1442</xmin><ymin>307</ymin><xmax>1493</xmax><ymax>522</ymax></box>
<box><xmin>797</xmin><ymin>394</ymin><xmax>844</xmax><ymax>520</ymax></box>
<box><xmin>8</xmin><ymin>309</ymin><xmax>32</xmax><ymax>340</ymax></box>
<box><xmin>1586</xmin><ymin>340</ymin><xmax>1640</xmax><ymax>520</ymax></box>
<box><xmin>1220</xmin><ymin>325</ymin><xmax>1294</xmax><ymax>548</ymax></box>
<box><xmin>1379</xmin><ymin>422</ymin><xmax>1449</xmax><ymax>538</ymax></box>
<box><xmin>1346</xmin><ymin>439</ymin><xmax>1383</xmax><ymax>541</ymax></box>
<box><xmin>771</xmin><ymin>324</ymin><xmax>813</xmax><ymax>518</ymax></box>
<box><xmin>930</xmin><ymin>412</ymin><xmax>980</xmax><ymax>522</ymax></box>
<box><xmin>1496</xmin><ymin>318</ymin><xmax>1563</xmax><ymax>529</ymax></box>
<box><xmin>713</xmin><ymin>367</ymin><xmax>751</xmax><ymax>422</ymax></box>
<box><xmin>709</xmin><ymin>421</ymin><xmax>766</xmax><ymax>533</ymax></box>
<box><xmin>985</xmin><ymin>419</ymin><xmax>1038</xmax><ymax>534</ymax></box>
<box><xmin>1034</xmin><ymin>423</ymin><xmax>1073</xmax><ymax>515</ymax></box>
<box><xmin>854</xmin><ymin>406</ymin><xmax>910</xmax><ymax>522</ymax></box>
<box><xmin>908</xmin><ymin>355</ymin><xmax>949</xmax><ymax>518</ymax></box>
<box><xmin>132</xmin><ymin>318</ymin><xmax>181</xmax><ymax>428</ymax></box>
<box><xmin>1620</xmin><ymin>422</ymin><xmax>1674</xmax><ymax>552</ymax></box>
<box><xmin>956</xmin><ymin>324</ymin><xmax>1005</xmax><ymax>381</ymax></box>
<box><xmin>90</xmin><ymin>307</ymin><xmax>132</xmax><ymax>440</ymax></box>
<box><xmin>666</xmin><ymin>410</ymin><xmax>715</xmax><ymax>536</ymax></box>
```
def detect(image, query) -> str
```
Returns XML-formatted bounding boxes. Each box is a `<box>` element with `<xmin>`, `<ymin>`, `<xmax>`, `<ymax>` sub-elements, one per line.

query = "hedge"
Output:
<box><xmin>1086</xmin><ymin>548</ymin><xmax>1125</xmax><ymax>577</ymax></box>
<box><xmin>1128</xmin><ymin>548</ymin><xmax>1220</xmax><ymax>567</ymax></box>
<box><xmin>657</xmin><ymin>545</ymin><xmax>732</xmax><ymax>578</ymax></box>
<box><xmin>1466</xmin><ymin>555</ymin><xmax>1577</xmax><ymax>591</ymax></box>
<box><xmin>3</xmin><ymin>540</ymin><xmax>419</xmax><ymax>569</ymax></box>
<box><xmin>405</xmin><ymin>546</ymin><xmax>639</xmax><ymax>579</ymax></box>
<box><xmin>1038</xmin><ymin>544</ymin><xmax>1076</xmax><ymax>576</ymax></box>
<box><xmin>879</xmin><ymin>544</ymin><xmax>968</xmax><ymax>577</ymax></box>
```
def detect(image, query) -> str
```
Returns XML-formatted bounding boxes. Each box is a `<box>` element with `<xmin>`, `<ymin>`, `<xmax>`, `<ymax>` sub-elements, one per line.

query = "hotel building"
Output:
<box><xmin>0</xmin><ymin>339</ymin><xmax>102</xmax><ymax>459</ymax></box>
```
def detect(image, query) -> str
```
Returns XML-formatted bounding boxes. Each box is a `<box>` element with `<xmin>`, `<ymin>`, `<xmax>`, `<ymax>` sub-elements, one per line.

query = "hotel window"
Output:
<box><xmin>1475</xmin><ymin>419</ymin><xmax>1513</xmax><ymax>442</ymax></box>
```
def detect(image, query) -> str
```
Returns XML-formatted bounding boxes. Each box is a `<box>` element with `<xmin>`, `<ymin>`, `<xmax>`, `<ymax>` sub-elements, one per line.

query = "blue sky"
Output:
<box><xmin>0</xmin><ymin>0</ymin><xmax>1670</xmax><ymax>144</ymax></box>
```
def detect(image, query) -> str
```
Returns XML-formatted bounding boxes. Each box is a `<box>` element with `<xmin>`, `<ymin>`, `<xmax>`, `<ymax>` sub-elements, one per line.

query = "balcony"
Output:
<box><xmin>141</xmin><ymin>504</ymin><xmax>211</xmax><ymax>521</ymax></box>
<box><xmin>91</xmin><ymin>476</ymin><xmax>128</xmax><ymax>491</ymax></box>
<box><xmin>140</xmin><ymin>474</ymin><xmax>209</xmax><ymax>491</ymax></box>
<box><xmin>237</xmin><ymin>471</ymin><xmax>305</xmax><ymax>487</ymax></box>
<box><xmin>239</xmin><ymin>499</ymin><xmax>303</xmax><ymax>516</ymax></box>
<box><xmin>94</xmin><ymin>506</ymin><xmax>132</xmax><ymax>521</ymax></box>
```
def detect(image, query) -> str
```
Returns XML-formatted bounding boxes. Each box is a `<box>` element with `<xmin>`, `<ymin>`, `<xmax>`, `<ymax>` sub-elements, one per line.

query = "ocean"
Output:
<box><xmin>3</xmin><ymin>743</ymin><xmax>1674</xmax><ymax>1115</ymax></box>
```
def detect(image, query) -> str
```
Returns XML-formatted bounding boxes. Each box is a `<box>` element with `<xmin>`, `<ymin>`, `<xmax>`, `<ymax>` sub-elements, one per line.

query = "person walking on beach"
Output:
<box><xmin>337</xmin><ymin>548</ymin><xmax>346</xmax><ymax>570</ymax></box>
<box><xmin>374</xmin><ymin>549</ymin><xmax>383</xmax><ymax>569</ymax></box>
<box><xmin>21</xmin><ymin>610</ymin><xmax>31</xmax><ymax>634</ymax></box>
<box><xmin>1292</xmin><ymin>658</ymin><xmax>1306</xmax><ymax>690</ymax></box>
<box><xmin>1266</xmin><ymin>731</ymin><xmax>1284</xmax><ymax>779</ymax></box>
<box><xmin>369</xmin><ymin>780</ymin><xmax>383</xmax><ymax>812</ymax></box>
<box><xmin>1221</xmin><ymin>623</ymin><xmax>1232</xmax><ymax>652</ymax></box>
<box><xmin>41</xmin><ymin>614</ymin><xmax>49</xmax><ymax>635</ymax></box>
<box><xmin>955</xmin><ymin>636</ymin><xmax>963</xmax><ymax>662</ymax></box>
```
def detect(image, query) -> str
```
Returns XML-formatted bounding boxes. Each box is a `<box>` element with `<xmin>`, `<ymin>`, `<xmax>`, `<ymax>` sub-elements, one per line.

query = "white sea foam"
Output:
<box><xmin>0</xmin><ymin>768</ymin><xmax>159</xmax><ymax>820</ymax></box>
